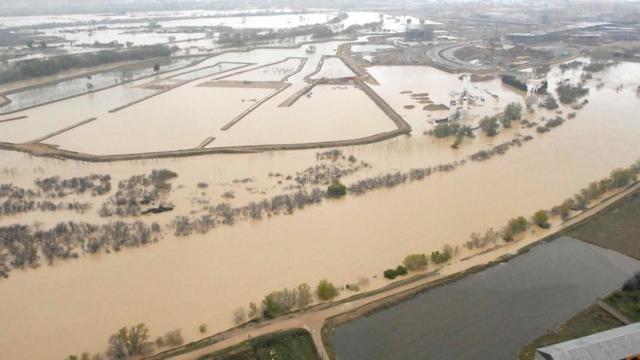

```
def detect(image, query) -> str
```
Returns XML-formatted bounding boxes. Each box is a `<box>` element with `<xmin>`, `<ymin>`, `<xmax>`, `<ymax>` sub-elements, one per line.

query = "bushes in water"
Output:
<box><xmin>532</xmin><ymin>210</ymin><xmax>551</xmax><ymax>229</ymax></box>
<box><xmin>556</xmin><ymin>83</ymin><xmax>589</xmax><ymax>104</ymax></box>
<box><xmin>262</xmin><ymin>283</ymin><xmax>314</xmax><ymax>318</ymax></box>
<box><xmin>430</xmin><ymin>247</ymin><xmax>453</xmax><ymax>264</ymax></box>
<box><xmin>327</xmin><ymin>181</ymin><xmax>347</xmax><ymax>198</ymax></box>
<box><xmin>384</xmin><ymin>265</ymin><xmax>408</xmax><ymax>279</ymax></box>
<box><xmin>503</xmin><ymin>102</ymin><xmax>523</xmax><ymax>122</ymax></box>
<box><xmin>540</xmin><ymin>95</ymin><xmax>559</xmax><ymax>110</ymax></box>
<box><xmin>316</xmin><ymin>279</ymin><xmax>339</xmax><ymax>301</ymax></box>
<box><xmin>403</xmin><ymin>254</ymin><xmax>428</xmax><ymax>271</ymax></box>
<box><xmin>479</xmin><ymin>116</ymin><xmax>500</xmax><ymax>136</ymax></box>
<box><xmin>502</xmin><ymin>216</ymin><xmax>529</xmax><ymax>241</ymax></box>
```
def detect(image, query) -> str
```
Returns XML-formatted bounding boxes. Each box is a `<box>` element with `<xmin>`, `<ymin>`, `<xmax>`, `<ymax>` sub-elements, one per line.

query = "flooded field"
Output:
<box><xmin>0</xmin><ymin>57</ymin><xmax>199</xmax><ymax>114</ymax></box>
<box><xmin>329</xmin><ymin>237</ymin><xmax>640</xmax><ymax>360</ymax></box>
<box><xmin>1</xmin><ymin>32</ymin><xmax>640</xmax><ymax>359</ymax></box>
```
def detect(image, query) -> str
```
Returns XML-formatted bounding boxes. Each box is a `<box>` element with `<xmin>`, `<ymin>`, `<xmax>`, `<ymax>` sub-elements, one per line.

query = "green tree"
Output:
<box><xmin>502</xmin><ymin>216</ymin><xmax>528</xmax><ymax>241</ymax></box>
<box><xmin>403</xmin><ymin>254</ymin><xmax>428</xmax><ymax>271</ymax></box>
<box><xmin>532</xmin><ymin>210</ymin><xmax>550</xmax><ymax>229</ymax></box>
<box><xmin>316</xmin><ymin>279</ymin><xmax>339</xmax><ymax>301</ymax></box>
<box><xmin>479</xmin><ymin>116</ymin><xmax>500</xmax><ymax>136</ymax></box>
<box><xmin>610</xmin><ymin>168</ymin><xmax>637</xmax><ymax>188</ymax></box>
<box><xmin>430</xmin><ymin>250</ymin><xmax>451</xmax><ymax>264</ymax></box>
<box><xmin>504</xmin><ymin>102</ymin><xmax>523</xmax><ymax>121</ymax></box>
<box><xmin>153</xmin><ymin>63</ymin><xmax>160</xmax><ymax>72</ymax></box>
<box><xmin>327</xmin><ymin>181</ymin><xmax>347</xmax><ymax>198</ymax></box>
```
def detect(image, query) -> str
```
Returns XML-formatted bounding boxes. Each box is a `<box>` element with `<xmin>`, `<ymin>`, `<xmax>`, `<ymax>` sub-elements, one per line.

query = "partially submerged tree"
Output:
<box><xmin>316</xmin><ymin>280</ymin><xmax>339</xmax><ymax>301</ymax></box>
<box><xmin>532</xmin><ymin>210</ymin><xmax>550</xmax><ymax>229</ymax></box>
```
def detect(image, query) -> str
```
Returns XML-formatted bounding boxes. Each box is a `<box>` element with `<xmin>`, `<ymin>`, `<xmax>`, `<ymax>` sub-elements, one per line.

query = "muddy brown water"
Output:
<box><xmin>329</xmin><ymin>236</ymin><xmax>640</xmax><ymax>360</ymax></box>
<box><xmin>0</xmin><ymin>58</ymin><xmax>639</xmax><ymax>359</ymax></box>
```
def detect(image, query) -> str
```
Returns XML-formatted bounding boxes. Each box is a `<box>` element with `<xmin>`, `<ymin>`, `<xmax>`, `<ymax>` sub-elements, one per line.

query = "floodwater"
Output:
<box><xmin>1</xmin><ymin>48</ymin><xmax>640</xmax><ymax>359</ymax></box>
<box><xmin>0</xmin><ymin>57</ymin><xmax>198</xmax><ymax>114</ymax></box>
<box><xmin>330</xmin><ymin>236</ymin><xmax>640</xmax><ymax>360</ymax></box>
<box><xmin>310</xmin><ymin>57</ymin><xmax>356</xmax><ymax>79</ymax></box>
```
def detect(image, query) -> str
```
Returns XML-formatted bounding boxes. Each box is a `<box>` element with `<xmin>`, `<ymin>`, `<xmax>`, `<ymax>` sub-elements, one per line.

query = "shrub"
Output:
<box><xmin>403</xmin><ymin>254</ymin><xmax>428</xmax><ymax>271</ymax></box>
<box><xmin>430</xmin><ymin>250</ymin><xmax>451</xmax><ymax>264</ymax></box>
<box><xmin>502</xmin><ymin>216</ymin><xmax>528</xmax><ymax>241</ymax></box>
<box><xmin>395</xmin><ymin>265</ymin><xmax>408</xmax><ymax>276</ymax></box>
<box><xmin>504</xmin><ymin>102</ymin><xmax>523</xmax><ymax>121</ymax></box>
<box><xmin>233</xmin><ymin>307</ymin><xmax>247</xmax><ymax>324</ymax></box>
<box><xmin>479</xmin><ymin>116</ymin><xmax>500</xmax><ymax>136</ymax></box>
<box><xmin>532</xmin><ymin>210</ymin><xmax>550</xmax><ymax>229</ymax></box>
<box><xmin>327</xmin><ymin>181</ymin><xmax>347</xmax><ymax>198</ymax></box>
<box><xmin>199</xmin><ymin>323</ymin><xmax>208</xmax><ymax>333</ymax></box>
<box><xmin>384</xmin><ymin>268</ymin><xmax>398</xmax><ymax>279</ymax></box>
<box><xmin>316</xmin><ymin>280</ymin><xmax>339</xmax><ymax>301</ymax></box>
<box><xmin>610</xmin><ymin>168</ymin><xmax>637</xmax><ymax>188</ymax></box>
<box><xmin>164</xmin><ymin>329</ymin><xmax>184</xmax><ymax>347</ymax></box>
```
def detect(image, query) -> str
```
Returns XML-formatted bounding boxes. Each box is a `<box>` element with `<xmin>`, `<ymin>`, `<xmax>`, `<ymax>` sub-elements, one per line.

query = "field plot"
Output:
<box><xmin>169</xmin><ymin>62</ymin><xmax>251</xmax><ymax>82</ymax></box>
<box><xmin>0</xmin><ymin>57</ymin><xmax>198</xmax><ymax>114</ymax></box>
<box><xmin>47</xmin><ymin>84</ymin><xmax>274</xmax><ymax>154</ymax></box>
<box><xmin>213</xmin><ymin>84</ymin><xmax>397</xmax><ymax>146</ymax></box>
<box><xmin>0</xmin><ymin>84</ymin><xmax>157</xmax><ymax>143</ymax></box>
<box><xmin>224</xmin><ymin>57</ymin><xmax>306</xmax><ymax>82</ymax></box>
<box><xmin>309</xmin><ymin>57</ymin><xmax>356</xmax><ymax>80</ymax></box>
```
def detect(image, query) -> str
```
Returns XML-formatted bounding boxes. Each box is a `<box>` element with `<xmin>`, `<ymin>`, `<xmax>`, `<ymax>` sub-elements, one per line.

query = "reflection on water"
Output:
<box><xmin>330</xmin><ymin>237</ymin><xmax>640</xmax><ymax>360</ymax></box>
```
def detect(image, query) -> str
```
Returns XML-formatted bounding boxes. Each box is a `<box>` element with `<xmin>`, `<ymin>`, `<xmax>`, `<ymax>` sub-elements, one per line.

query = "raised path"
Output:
<box><xmin>28</xmin><ymin>117</ymin><xmax>97</xmax><ymax>143</ymax></box>
<box><xmin>144</xmin><ymin>182</ymin><xmax>640</xmax><ymax>360</ymax></box>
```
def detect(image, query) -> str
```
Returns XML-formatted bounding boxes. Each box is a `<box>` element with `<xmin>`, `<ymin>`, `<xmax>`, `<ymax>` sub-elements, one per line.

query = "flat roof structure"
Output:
<box><xmin>535</xmin><ymin>323</ymin><xmax>640</xmax><ymax>360</ymax></box>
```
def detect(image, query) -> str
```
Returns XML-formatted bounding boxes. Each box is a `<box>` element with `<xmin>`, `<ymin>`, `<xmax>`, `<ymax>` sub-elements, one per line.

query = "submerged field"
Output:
<box><xmin>1</xmin><ymin>33</ymin><xmax>640</xmax><ymax>359</ymax></box>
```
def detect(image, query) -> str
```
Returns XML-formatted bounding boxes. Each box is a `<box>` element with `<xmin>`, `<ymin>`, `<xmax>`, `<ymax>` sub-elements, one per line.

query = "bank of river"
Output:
<box><xmin>329</xmin><ymin>236</ymin><xmax>640</xmax><ymax>360</ymax></box>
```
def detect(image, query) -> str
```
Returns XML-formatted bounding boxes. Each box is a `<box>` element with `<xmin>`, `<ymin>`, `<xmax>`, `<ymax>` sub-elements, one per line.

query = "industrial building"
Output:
<box><xmin>535</xmin><ymin>323</ymin><xmax>640</xmax><ymax>360</ymax></box>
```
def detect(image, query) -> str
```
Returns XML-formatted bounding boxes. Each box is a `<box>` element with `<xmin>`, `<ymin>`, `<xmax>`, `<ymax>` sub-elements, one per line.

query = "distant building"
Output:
<box><xmin>535</xmin><ymin>323</ymin><xmax>640</xmax><ymax>360</ymax></box>
<box><xmin>405</xmin><ymin>24</ymin><xmax>434</xmax><ymax>42</ymax></box>
<box><xmin>505</xmin><ymin>32</ymin><xmax>557</xmax><ymax>44</ymax></box>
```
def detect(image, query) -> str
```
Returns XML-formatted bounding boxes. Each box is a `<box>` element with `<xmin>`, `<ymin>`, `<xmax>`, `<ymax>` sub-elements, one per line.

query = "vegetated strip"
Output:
<box><xmin>0</xmin><ymin>115</ymin><xmax>27</xmax><ymax>123</ymax></box>
<box><xmin>321</xmin><ymin>184</ymin><xmax>640</xmax><ymax>359</ymax></box>
<box><xmin>0</xmin><ymin>128</ymin><xmax>408</xmax><ymax>162</ymax></box>
<box><xmin>220</xmin><ymin>83</ymin><xmax>292</xmax><ymax>131</ymax></box>
<box><xmin>27</xmin><ymin>117</ymin><xmax>98</xmax><ymax>143</ymax></box>
<box><xmin>596</xmin><ymin>300</ymin><xmax>633</xmax><ymax>325</ymax></box>
<box><xmin>322</xmin><ymin>181</ymin><xmax>640</xmax><ymax>358</ymax></box>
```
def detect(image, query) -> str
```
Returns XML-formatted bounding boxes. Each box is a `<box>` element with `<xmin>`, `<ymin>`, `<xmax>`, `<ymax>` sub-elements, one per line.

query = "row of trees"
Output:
<box><xmin>469</xmin><ymin>135</ymin><xmax>534</xmax><ymax>162</ymax></box>
<box><xmin>385</xmin><ymin>246</ymin><xmax>457</xmax><ymax>280</ymax></box>
<box><xmin>0</xmin><ymin>45</ymin><xmax>175</xmax><ymax>84</ymax></box>
<box><xmin>34</xmin><ymin>174</ymin><xmax>112</xmax><ymax>198</ymax></box>
<box><xmin>0</xmin><ymin>220</ymin><xmax>161</xmax><ymax>278</ymax></box>
<box><xmin>478</xmin><ymin>102</ymin><xmax>523</xmax><ymax>137</ymax></box>
<box><xmin>235</xmin><ymin>280</ymin><xmax>339</xmax><ymax>323</ymax></box>
<box><xmin>99</xmin><ymin>169</ymin><xmax>177</xmax><ymax>217</ymax></box>
<box><xmin>464</xmin><ymin>161</ymin><xmax>640</xmax><ymax>252</ymax></box>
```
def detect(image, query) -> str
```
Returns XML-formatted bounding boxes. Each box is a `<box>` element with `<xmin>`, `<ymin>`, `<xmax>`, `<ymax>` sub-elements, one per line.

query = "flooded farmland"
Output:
<box><xmin>329</xmin><ymin>237</ymin><xmax>640</xmax><ymax>360</ymax></box>
<box><xmin>1</xmin><ymin>4</ymin><xmax>640</xmax><ymax>359</ymax></box>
